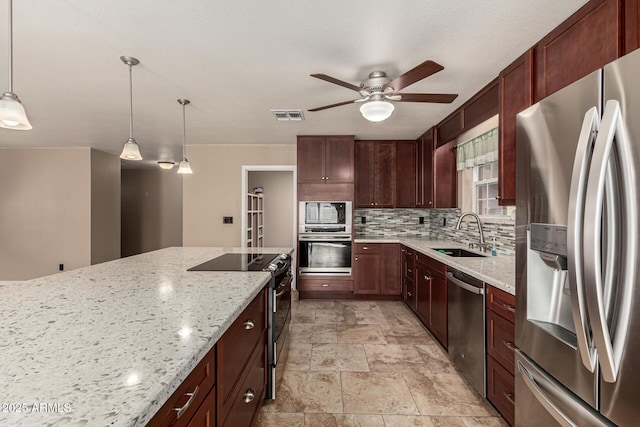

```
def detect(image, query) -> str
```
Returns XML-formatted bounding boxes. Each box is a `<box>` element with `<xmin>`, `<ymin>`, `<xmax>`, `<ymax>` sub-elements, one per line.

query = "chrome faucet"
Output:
<box><xmin>455</xmin><ymin>212</ymin><xmax>487</xmax><ymax>250</ymax></box>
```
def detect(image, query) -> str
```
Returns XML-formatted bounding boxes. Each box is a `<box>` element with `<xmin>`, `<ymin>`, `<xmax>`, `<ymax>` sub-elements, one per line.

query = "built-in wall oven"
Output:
<box><xmin>298</xmin><ymin>234</ymin><xmax>352</xmax><ymax>275</ymax></box>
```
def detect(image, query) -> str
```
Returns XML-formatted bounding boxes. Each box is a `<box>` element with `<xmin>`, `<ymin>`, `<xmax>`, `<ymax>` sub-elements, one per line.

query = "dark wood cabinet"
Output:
<box><xmin>433</xmin><ymin>139</ymin><xmax>457</xmax><ymax>209</ymax></box>
<box><xmin>498</xmin><ymin>50</ymin><xmax>532</xmax><ymax>206</ymax></box>
<box><xmin>486</xmin><ymin>284</ymin><xmax>516</xmax><ymax>427</ymax></box>
<box><xmin>625</xmin><ymin>0</ymin><xmax>640</xmax><ymax>54</ymax></box>
<box><xmin>396</xmin><ymin>141</ymin><xmax>416</xmax><ymax>208</ymax></box>
<box><xmin>414</xmin><ymin>252</ymin><xmax>448</xmax><ymax>348</ymax></box>
<box><xmin>416</xmin><ymin>129</ymin><xmax>434</xmax><ymax>208</ymax></box>
<box><xmin>353</xmin><ymin>243</ymin><xmax>401</xmax><ymax>296</ymax></box>
<box><xmin>401</xmin><ymin>245</ymin><xmax>416</xmax><ymax>310</ymax></box>
<box><xmin>436</xmin><ymin>111</ymin><xmax>463</xmax><ymax>147</ymax></box>
<box><xmin>355</xmin><ymin>141</ymin><xmax>396</xmax><ymax>208</ymax></box>
<box><xmin>297</xmin><ymin>135</ymin><xmax>354</xmax><ymax>184</ymax></box>
<box><xmin>533</xmin><ymin>0</ymin><xmax>622</xmax><ymax>102</ymax></box>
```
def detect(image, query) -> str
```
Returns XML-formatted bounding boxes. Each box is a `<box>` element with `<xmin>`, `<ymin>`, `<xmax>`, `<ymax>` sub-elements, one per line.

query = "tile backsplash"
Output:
<box><xmin>355</xmin><ymin>208</ymin><xmax>515</xmax><ymax>256</ymax></box>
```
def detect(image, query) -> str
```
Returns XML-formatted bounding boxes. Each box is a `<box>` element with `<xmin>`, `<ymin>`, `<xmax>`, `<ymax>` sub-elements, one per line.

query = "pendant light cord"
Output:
<box><xmin>182</xmin><ymin>104</ymin><xmax>187</xmax><ymax>158</ymax></box>
<box><xmin>7</xmin><ymin>0</ymin><xmax>13</xmax><ymax>93</ymax></box>
<box><xmin>128</xmin><ymin>64</ymin><xmax>134</xmax><ymax>139</ymax></box>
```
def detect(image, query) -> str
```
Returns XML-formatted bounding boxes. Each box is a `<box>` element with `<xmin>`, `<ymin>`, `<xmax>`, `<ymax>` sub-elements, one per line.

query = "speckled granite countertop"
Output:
<box><xmin>354</xmin><ymin>236</ymin><xmax>515</xmax><ymax>295</ymax></box>
<box><xmin>0</xmin><ymin>246</ymin><xmax>291</xmax><ymax>427</ymax></box>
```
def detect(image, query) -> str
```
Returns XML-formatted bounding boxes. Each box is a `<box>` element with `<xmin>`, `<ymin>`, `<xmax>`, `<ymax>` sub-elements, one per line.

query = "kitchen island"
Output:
<box><xmin>0</xmin><ymin>246</ymin><xmax>290</xmax><ymax>426</ymax></box>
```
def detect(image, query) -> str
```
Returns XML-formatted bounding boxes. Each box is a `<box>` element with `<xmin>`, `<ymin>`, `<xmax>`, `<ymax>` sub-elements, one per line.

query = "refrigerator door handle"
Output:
<box><xmin>567</xmin><ymin>106</ymin><xmax>599</xmax><ymax>372</ymax></box>
<box><xmin>583</xmin><ymin>100</ymin><xmax>637</xmax><ymax>383</ymax></box>
<box><xmin>517</xmin><ymin>360</ymin><xmax>578</xmax><ymax>427</ymax></box>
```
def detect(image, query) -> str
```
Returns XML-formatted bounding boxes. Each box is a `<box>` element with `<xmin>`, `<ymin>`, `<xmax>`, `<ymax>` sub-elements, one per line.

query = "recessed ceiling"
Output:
<box><xmin>0</xmin><ymin>0</ymin><xmax>587</xmax><ymax>168</ymax></box>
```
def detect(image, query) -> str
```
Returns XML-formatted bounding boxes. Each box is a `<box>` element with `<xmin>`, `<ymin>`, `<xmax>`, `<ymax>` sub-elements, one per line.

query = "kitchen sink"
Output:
<box><xmin>432</xmin><ymin>248</ymin><xmax>487</xmax><ymax>257</ymax></box>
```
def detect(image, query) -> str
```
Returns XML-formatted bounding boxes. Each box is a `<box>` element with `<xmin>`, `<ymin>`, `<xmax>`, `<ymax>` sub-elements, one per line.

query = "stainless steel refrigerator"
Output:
<box><xmin>515</xmin><ymin>48</ymin><xmax>640</xmax><ymax>427</ymax></box>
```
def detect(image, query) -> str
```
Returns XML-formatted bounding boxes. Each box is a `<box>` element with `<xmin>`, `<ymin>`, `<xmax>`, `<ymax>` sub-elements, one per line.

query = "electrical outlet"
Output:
<box><xmin>223</xmin><ymin>216</ymin><xmax>233</xmax><ymax>224</ymax></box>
<box><xmin>361</xmin><ymin>216</ymin><xmax>366</xmax><ymax>224</ymax></box>
<box><xmin>59</xmin><ymin>264</ymin><xmax>64</xmax><ymax>271</ymax></box>
<box><xmin>443</xmin><ymin>218</ymin><xmax>447</xmax><ymax>227</ymax></box>
<box><xmin>419</xmin><ymin>216</ymin><xmax>425</xmax><ymax>224</ymax></box>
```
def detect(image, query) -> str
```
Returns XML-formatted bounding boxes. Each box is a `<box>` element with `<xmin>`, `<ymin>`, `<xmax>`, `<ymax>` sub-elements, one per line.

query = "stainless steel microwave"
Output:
<box><xmin>298</xmin><ymin>201</ymin><xmax>352</xmax><ymax>234</ymax></box>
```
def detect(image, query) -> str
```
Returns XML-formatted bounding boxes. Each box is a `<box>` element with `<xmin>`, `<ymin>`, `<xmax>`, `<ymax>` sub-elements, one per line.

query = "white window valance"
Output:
<box><xmin>456</xmin><ymin>127</ymin><xmax>498</xmax><ymax>171</ymax></box>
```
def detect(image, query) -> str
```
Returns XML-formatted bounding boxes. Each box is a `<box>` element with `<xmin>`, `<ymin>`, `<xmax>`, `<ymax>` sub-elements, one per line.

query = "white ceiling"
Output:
<box><xmin>0</xmin><ymin>0</ymin><xmax>587</xmax><ymax>168</ymax></box>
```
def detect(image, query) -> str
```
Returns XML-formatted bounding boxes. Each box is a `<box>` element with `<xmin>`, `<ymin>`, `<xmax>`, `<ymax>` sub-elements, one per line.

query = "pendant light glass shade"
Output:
<box><xmin>176</xmin><ymin>99</ymin><xmax>193</xmax><ymax>174</ymax></box>
<box><xmin>0</xmin><ymin>0</ymin><xmax>31</xmax><ymax>130</ymax></box>
<box><xmin>119</xmin><ymin>56</ymin><xmax>143</xmax><ymax>160</ymax></box>
<box><xmin>359</xmin><ymin>100</ymin><xmax>394</xmax><ymax>122</ymax></box>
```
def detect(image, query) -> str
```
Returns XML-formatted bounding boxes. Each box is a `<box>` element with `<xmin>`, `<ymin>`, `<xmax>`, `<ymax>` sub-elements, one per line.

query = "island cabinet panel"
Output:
<box><xmin>353</xmin><ymin>243</ymin><xmax>401</xmax><ymax>296</ymax></box>
<box><xmin>355</xmin><ymin>141</ymin><xmax>396</xmax><ymax>208</ymax></box>
<box><xmin>625</xmin><ymin>0</ymin><xmax>640</xmax><ymax>54</ymax></box>
<box><xmin>217</xmin><ymin>288</ymin><xmax>267</xmax><ymax>427</ymax></box>
<box><xmin>498</xmin><ymin>50</ymin><xmax>532</xmax><ymax>206</ymax></box>
<box><xmin>416</xmin><ymin>129</ymin><xmax>435</xmax><ymax>208</ymax></box>
<box><xmin>396</xmin><ymin>140</ymin><xmax>417</xmax><ymax>208</ymax></box>
<box><xmin>433</xmin><ymin>139</ymin><xmax>457</xmax><ymax>209</ymax></box>
<box><xmin>486</xmin><ymin>284</ymin><xmax>516</xmax><ymax>426</ymax></box>
<box><xmin>297</xmin><ymin>135</ymin><xmax>355</xmax><ymax>184</ymax></box>
<box><xmin>147</xmin><ymin>346</ymin><xmax>216</xmax><ymax>427</ymax></box>
<box><xmin>533</xmin><ymin>0</ymin><xmax>621</xmax><ymax>102</ymax></box>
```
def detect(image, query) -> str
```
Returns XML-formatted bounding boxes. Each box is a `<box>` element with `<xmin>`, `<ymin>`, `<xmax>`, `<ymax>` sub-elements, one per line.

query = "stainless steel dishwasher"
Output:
<box><xmin>447</xmin><ymin>269</ymin><xmax>486</xmax><ymax>397</ymax></box>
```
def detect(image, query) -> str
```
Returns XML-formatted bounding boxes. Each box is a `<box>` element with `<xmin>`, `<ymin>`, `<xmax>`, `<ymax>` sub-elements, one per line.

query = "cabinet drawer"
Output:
<box><xmin>187</xmin><ymin>385</ymin><xmax>216</xmax><ymax>427</ymax></box>
<box><xmin>221</xmin><ymin>342</ymin><xmax>266</xmax><ymax>427</ymax></box>
<box><xmin>487</xmin><ymin>285</ymin><xmax>516</xmax><ymax>322</ymax></box>
<box><xmin>415</xmin><ymin>252</ymin><xmax>446</xmax><ymax>277</ymax></box>
<box><xmin>148</xmin><ymin>347</ymin><xmax>216</xmax><ymax>427</ymax></box>
<box><xmin>487</xmin><ymin>310</ymin><xmax>516</xmax><ymax>375</ymax></box>
<box><xmin>353</xmin><ymin>243</ymin><xmax>380</xmax><ymax>254</ymax></box>
<box><xmin>405</xmin><ymin>281</ymin><xmax>416</xmax><ymax>310</ymax></box>
<box><xmin>297</xmin><ymin>279</ymin><xmax>353</xmax><ymax>292</ymax></box>
<box><xmin>217</xmin><ymin>289</ymin><xmax>266</xmax><ymax>417</ymax></box>
<box><xmin>487</xmin><ymin>355</ymin><xmax>515</xmax><ymax>426</ymax></box>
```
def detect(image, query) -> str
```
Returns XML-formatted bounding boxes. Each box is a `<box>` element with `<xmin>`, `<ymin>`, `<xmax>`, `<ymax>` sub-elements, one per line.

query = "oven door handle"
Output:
<box><xmin>299</xmin><ymin>234</ymin><xmax>352</xmax><ymax>241</ymax></box>
<box><xmin>275</xmin><ymin>275</ymin><xmax>292</xmax><ymax>297</ymax></box>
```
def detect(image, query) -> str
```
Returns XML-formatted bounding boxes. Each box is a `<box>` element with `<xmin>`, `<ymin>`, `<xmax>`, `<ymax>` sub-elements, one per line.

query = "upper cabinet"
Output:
<box><xmin>625</xmin><ymin>0</ymin><xmax>640</xmax><ymax>54</ymax></box>
<box><xmin>297</xmin><ymin>136</ymin><xmax>354</xmax><ymax>184</ymax></box>
<box><xmin>396</xmin><ymin>141</ymin><xmax>417</xmax><ymax>208</ymax></box>
<box><xmin>533</xmin><ymin>0</ymin><xmax>622</xmax><ymax>102</ymax></box>
<box><xmin>416</xmin><ymin>129</ymin><xmax>435</xmax><ymax>208</ymax></box>
<box><xmin>355</xmin><ymin>141</ymin><xmax>396</xmax><ymax>208</ymax></box>
<box><xmin>498</xmin><ymin>50</ymin><xmax>532</xmax><ymax>206</ymax></box>
<box><xmin>433</xmin><ymin>139</ymin><xmax>457</xmax><ymax>209</ymax></box>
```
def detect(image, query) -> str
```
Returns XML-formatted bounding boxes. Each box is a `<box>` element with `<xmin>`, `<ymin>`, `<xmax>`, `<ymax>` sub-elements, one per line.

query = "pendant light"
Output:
<box><xmin>119</xmin><ymin>56</ymin><xmax>142</xmax><ymax>160</ymax></box>
<box><xmin>177</xmin><ymin>99</ymin><xmax>193</xmax><ymax>174</ymax></box>
<box><xmin>0</xmin><ymin>0</ymin><xmax>31</xmax><ymax>130</ymax></box>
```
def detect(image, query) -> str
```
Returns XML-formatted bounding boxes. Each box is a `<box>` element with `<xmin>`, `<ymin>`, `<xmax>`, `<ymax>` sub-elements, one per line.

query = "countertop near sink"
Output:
<box><xmin>354</xmin><ymin>235</ymin><xmax>515</xmax><ymax>295</ymax></box>
<box><xmin>0</xmin><ymin>246</ymin><xmax>291</xmax><ymax>427</ymax></box>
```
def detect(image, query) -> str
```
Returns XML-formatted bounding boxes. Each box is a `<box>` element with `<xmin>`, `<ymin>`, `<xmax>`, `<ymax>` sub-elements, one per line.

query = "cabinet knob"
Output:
<box><xmin>244</xmin><ymin>388</ymin><xmax>256</xmax><ymax>404</ymax></box>
<box><xmin>407</xmin><ymin>292</ymin><xmax>413</xmax><ymax>297</ymax></box>
<box><xmin>362</xmin><ymin>247</ymin><xmax>369</xmax><ymax>250</ymax></box>
<box><xmin>371</xmin><ymin>202</ymin><xmax>374</xmax><ymax>206</ymax></box>
<box><xmin>495</xmin><ymin>195</ymin><xmax>503</xmax><ymax>200</ymax></box>
<box><xmin>244</xmin><ymin>320</ymin><xmax>256</xmax><ymax>330</ymax></box>
<box><xmin>424</xmin><ymin>275</ymin><xmax>431</xmax><ymax>281</ymax></box>
<box><xmin>321</xmin><ymin>283</ymin><xmax>329</xmax><ymax>287</ymax></box>
<box><xmin>428</xmin><ymin>201</ymin><xmax>432</xmax><ymax>205</ymax></box>
<box><xmin>407</xmin><ymin>268</ymin><xmax>412</xmax><ymax>274</ymax></box>
<box><xmin>326</xmin><ymin>176</ymin><xmax>329</xmax><ymax>180</ymax></box>
<box><xmin>355</xmin><ymin>257</ymin><xmax>358</xmax><ymax>261</ymax></box>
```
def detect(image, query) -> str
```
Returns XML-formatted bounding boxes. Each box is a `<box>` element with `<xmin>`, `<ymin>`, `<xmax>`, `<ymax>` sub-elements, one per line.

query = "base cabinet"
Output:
<box><xmin>354</xmin><ymin>243</ymin><xmax>401</xmax><ymax>296</ymax></box>
<box><xmin>486</xmin><ymin>285</ymin><xmax>516</xmax><ymax>426</ymax></box>
<box><xmin>149</xmin><ymin>288</ymin><xmax>267</xmax><ymax>427</ymax></box>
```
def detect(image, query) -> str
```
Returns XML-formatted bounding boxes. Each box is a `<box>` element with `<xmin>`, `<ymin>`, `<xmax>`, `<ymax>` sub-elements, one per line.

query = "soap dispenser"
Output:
<box><xmin>491</xmin><ymin>238</ymin><xmax>497</xmax><ymax>256</ymax></box>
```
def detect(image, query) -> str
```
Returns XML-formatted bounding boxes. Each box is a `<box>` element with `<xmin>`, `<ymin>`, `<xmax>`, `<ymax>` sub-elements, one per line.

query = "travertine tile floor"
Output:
<box><xmin>256</xmin><ymin>294</ymin><xmax>508</xmax><ymax>427</ymax></box>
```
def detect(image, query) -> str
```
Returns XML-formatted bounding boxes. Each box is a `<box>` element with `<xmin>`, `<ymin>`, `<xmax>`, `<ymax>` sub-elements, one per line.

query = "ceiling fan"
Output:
<box><xmin>309</xmin><ymin>60</ymin><xmax>458</xmax><ymax>122</ymax></box>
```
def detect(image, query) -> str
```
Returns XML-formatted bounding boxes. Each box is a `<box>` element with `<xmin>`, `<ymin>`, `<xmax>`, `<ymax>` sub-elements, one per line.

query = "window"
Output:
<box><xmin>473</xmin><ymin>161</ymin><xmax>507</xmax><ymax>216</ymax></box>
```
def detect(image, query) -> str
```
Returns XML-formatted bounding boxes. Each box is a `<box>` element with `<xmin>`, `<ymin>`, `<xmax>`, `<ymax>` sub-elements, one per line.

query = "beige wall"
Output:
<box><xmin>248</xmin><ymin>171</ymin><xmax>295</xmax><ymax>247</ymax></box>
<box><xmin>121</xmin><ymin>168</ymin><xmax>183</xmax><ymax>257</ymax></box>
<box><xmin>0</xmin><ymin>148</ymin><xmax>92</xmax><ymax>280</ymax></box>
<box><xmin>183</xmin><ymin>145</ymin><xmax>296</xmax><ymax>247</ymax></box>
<box><xmin>91</xmin><ymin>149</ymin><xmax>121</xmax><ymax>264</ymax></box>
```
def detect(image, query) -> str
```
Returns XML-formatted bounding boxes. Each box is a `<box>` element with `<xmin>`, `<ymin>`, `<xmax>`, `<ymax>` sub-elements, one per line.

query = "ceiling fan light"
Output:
<box><xmin>360</xmin><ymin>100</ymin><xmax>394</xmax><ymax>122</ymax></box>
<box><xmin>120</xmin><ymin>138</ymin><xmax>143</xmax><ymax>160</ymax></box>
<box><xmin>177</xmin><ymin>158</ymin><xmax>193</xmax><ymax>174</ymax></box>
<box><xmin>157</xmin><ymin>161</ymin><xmax>175</xmax><ymax>170</ymax></box>
<box><xmin>0</xmin><ymin>92</ymin><xmax>31</xmax><ymax>130</ymax></box>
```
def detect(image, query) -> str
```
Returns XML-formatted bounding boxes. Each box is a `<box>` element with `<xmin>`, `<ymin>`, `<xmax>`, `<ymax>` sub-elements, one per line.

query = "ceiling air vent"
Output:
<box><xmin>271</xmin><ymin>109</ymin><xmax>304</xmax><ymax>121</ymax></box>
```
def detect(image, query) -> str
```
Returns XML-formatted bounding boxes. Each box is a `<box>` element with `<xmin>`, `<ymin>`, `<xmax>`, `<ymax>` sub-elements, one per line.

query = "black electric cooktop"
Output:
<box><xmin>188</xmin><ymin>253</ymin><xmax>282</xmax><ymax>272</ymax></box>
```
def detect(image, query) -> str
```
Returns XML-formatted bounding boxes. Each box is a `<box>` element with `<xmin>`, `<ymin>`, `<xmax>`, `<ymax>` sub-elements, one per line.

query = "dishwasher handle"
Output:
<box><xmin>446</xmin><ymin>272</ymin><xmax>484</xmax><ymax>295</ymax></box>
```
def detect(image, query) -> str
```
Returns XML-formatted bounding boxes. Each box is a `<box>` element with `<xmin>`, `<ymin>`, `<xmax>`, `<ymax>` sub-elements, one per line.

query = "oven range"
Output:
<box><xmin>188</xmin><ymin>251</ymin><xmax>292</xmax><ymax>400</ymax></box>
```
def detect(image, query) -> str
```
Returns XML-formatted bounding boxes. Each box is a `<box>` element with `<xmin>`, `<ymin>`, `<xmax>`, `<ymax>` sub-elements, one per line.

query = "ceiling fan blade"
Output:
<box><xmin>308</xmin><ymin>99</ymin><xmax>357</xmax><ymax>112</ymax></box>
<box><xmin>310</xmin><ymin>74</ymin><xmax>361</xmax><ymax>92</ymax></box>
<box><xmin>385</xmin><ymin>60</ymin><xmax>444</xmax><ymax>92</ymax></box>
<box><xmin>397</xmin><ymin>93</ymin><xmax>458</xmax><ymax>103</ymax></box>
